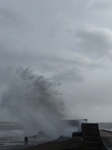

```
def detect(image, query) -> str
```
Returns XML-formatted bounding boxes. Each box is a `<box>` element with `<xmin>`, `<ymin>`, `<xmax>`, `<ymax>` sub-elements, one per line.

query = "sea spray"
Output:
<box><xmin>0</xmin><ymin>67</ymin><xmax>67</xmax><ymax>138</ymax></box>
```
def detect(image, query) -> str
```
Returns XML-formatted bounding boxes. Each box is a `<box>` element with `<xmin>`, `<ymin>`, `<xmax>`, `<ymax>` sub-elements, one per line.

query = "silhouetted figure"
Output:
<box><xmin>24</xmin><ymin>136</ymin><xmax>28</xmax><ymax>145</ymax></box>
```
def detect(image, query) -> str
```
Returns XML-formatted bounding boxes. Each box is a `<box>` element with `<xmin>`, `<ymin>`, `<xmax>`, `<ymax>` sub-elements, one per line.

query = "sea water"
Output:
<box><xmin>0</xmin><ymin>121</ymin><xmax>112</xmax><ymax>150</ymax></box>
<box><xmin>0</xmin><ymin>121</ymin><xmax>50</xmax><ymax>150</ymax></box>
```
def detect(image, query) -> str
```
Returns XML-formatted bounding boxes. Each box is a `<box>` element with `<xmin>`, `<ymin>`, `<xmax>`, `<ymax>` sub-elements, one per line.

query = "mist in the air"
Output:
<box><xmin>0</xmin><ymin>67</ymin><xmax>69</xmax><ymax>138</ymax></box>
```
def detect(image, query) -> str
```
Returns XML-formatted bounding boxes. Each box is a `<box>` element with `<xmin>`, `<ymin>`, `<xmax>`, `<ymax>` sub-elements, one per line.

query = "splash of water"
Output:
<box><xmin>0</xmin><ymin>67</ymin><xmax>67</xmax><ymax>138</ymax></box>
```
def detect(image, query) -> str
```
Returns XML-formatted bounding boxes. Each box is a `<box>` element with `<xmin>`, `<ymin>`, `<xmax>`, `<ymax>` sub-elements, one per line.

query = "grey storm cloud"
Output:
<box><xmin>52</xmin><ymin>67</ymin><xmax>84</xmax><ymax>83</ymax></box>
<box><xmin>0</xmin><ymin>8</ymin><xmax>27</xmax><ymax>27</ymax></box>
<box><xmin>0</xmin><ymin>0</ymin><xmax>112</xmax><ymax>122</ymax></box>
<box><xmin>0</xmin><ymin>8</ymin><xmax>39</xmax><ymax>66</ymax></box>
<box><xmin>75</xmin><ymin>27</ymin><xmax>112</xmax><ymax>58</ymax></box>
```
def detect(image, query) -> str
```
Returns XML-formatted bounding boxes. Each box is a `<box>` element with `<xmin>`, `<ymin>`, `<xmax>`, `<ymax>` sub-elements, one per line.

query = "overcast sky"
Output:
<box><xmin>0</xmin><ymin>0</ymin><xmax>112</xmax><ymax>122</ymax></box>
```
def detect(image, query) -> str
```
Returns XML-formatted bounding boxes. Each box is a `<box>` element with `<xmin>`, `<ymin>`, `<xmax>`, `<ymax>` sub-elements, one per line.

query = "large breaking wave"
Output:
<box><xmin>0</xmin><ymin>67</ymin><xmax>67</xmax><ymax>138</ymax></box>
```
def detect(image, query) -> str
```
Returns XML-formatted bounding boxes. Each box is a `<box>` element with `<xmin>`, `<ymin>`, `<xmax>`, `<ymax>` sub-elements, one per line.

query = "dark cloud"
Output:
<box><xmin>0</xmin><ymin>8</ymin><xmax>27</xmax><ymax>27</ymax></box>
<box><xmin>75</xmin><ymin>27</ymin><xmax>112</xmax><ymax>58</ymax></box>
<box><xmin>52</xmin><ymin>67</ymin><xmax>84</xmax><ymax>83</ymax></box>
